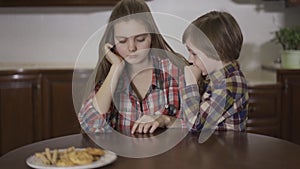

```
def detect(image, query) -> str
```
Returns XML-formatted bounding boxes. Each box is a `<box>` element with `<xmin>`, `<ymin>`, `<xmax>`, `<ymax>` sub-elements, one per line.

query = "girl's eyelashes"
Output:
<box><xmin>136</xmin><ymin>37</ymin><xmax>145</xmax><ymax>42</ymax></box>
<box><xmin>116</xmin><ymin>34</ymin><xmax>148</xmax><ymax>44</ymax></box>
<box><xmin>136</xmin><ymin>33</ymin><xmax>149</xmax><ymax>42</ymax></box>
<box><xmin>117</xmin><ymin>38</ymin><xmax>145</xmax><ymax>43</ymax></box>
<box><xmin>118</xmin><ymin>39</ymin><xmax>126</xmax><ymax>44</ymax></box>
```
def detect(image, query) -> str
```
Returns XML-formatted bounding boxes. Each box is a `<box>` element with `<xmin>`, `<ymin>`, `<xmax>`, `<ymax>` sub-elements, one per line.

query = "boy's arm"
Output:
<box><xmin>182</xmin><ymin>83</ymin><xmax>231</xmax><ymax>132</ymax></box>
<box><xmin>216</xmin><ymin>92</ymin><xmax>248</xmax><ymax>131</ymax></box>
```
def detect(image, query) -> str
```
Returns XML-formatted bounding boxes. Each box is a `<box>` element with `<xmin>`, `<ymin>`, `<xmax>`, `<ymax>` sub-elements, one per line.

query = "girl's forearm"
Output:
<box><xmin>93</xmin><ymin>64</ymin><xmax>123</xmax><ymax>114</ymax></box>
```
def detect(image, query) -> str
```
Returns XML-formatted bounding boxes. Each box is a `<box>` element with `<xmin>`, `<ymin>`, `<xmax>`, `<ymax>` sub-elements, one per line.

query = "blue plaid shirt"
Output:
<box><xmin>182</xmin><ymin>61</ymin><xmax>248</xmax><ymax>132</ymax></box>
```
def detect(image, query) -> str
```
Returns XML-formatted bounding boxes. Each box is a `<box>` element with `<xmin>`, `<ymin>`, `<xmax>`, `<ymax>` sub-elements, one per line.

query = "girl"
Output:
<box><xmin>78</xmin><ymin>0</ymin><xmax>188</xmax><ymax>134</ymax></box>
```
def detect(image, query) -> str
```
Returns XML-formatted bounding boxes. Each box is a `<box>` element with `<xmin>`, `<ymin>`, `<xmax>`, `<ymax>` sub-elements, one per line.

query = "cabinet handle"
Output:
<box><xmin>249</xmin><ymin>107</ymin><xmax>257</xmax><ymax>112</ymax></box>
<box><xmin>284</xmin><ymin>79</ymin><xmax>289</xmax><ymax>93</ymax></box>
<box><xmin>34</xmin><ymin>84</ymin><xmax>41</xmax><ymax>89</ymax></box>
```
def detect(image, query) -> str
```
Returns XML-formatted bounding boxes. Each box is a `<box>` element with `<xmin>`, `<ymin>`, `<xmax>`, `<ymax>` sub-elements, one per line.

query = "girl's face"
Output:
<box><xmin>113</xmin><ymin>19</ymin><xmax>152</xmax><ymax>64</ymax></box>
<box><xmin>185</xmin><ymin>38</ymin><xmax>222</xmax><ymax>75</ymax></box>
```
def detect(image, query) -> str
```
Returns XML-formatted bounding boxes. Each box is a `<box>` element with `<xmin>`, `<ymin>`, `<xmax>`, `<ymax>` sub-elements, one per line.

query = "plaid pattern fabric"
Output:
<box><xmin>182</xmin><ymin>61</ymin><xmax>248</xmax><ymax>132</ymax></box>
<box><xmin>78</xmin><ymin>55</ymin><xmax>183</xmax><ymax>133</ymax></box>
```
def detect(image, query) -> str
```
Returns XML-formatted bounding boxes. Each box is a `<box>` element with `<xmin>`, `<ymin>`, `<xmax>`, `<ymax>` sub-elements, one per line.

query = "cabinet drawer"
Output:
<box><xmin>246</xmin><ymin>84</ymin><xmax>282</xmax><ymax>137</ymax></box>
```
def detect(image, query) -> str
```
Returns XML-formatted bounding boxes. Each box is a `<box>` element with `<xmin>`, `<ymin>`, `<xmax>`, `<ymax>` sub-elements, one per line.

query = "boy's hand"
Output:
<box><xmin>131</xmin><ymin>115</ymin><xmax>170</xmax><ymax>134</ymax></box>
<box><xmin>184</xmin><ymin>65</ymin><xmax>202</xmax><ymax>86</ymax></box>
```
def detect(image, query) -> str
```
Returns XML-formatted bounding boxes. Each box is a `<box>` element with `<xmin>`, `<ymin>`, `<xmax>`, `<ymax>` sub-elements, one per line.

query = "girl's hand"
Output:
<box><xmin>104</xmin><ymin>43</ymin><xmax>123</xmax><ymax>65</ymax></box>
<box><xmin>131</xmin><ymin>115</ymin><xmax>170</xmax><ymax>134</ymax></box>
<box><xmin>184</xmin><ymin>65</ymin><xmax>202</xmax><ymax>86</ymax></box>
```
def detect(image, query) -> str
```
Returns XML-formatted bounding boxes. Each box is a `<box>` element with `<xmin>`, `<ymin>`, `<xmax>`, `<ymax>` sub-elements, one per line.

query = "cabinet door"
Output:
<box><xmin>42</xmin><ymin>70</ymin><xmax>91</xmax><ymax>139</ymax></box>
<box><xmin>278</xmin><ymin>70</ymin><xmax>300</xmax><ymax>145</ymax></box>
<box><xmin>247</xmin><ymin>84</ymin><xmax>282</xmax><ymax>138</ymax></box>
<box><xmin>0</xmin><ymin>0</ymin><xmax>119</xmax><ymax>7</ymax></box>
<box><xmin>286</xmin><ymin>0</ymin><xmax>300</xmax><ymax>7</ymax></box>
<box><xmin>0</xmin><ymin>73</ymin><xmax>42</xmax><ymax>155</ymax></box>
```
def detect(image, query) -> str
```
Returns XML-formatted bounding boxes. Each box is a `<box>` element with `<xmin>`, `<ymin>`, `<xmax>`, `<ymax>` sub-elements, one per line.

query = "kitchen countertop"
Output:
<box><xmin>0</xmin><ymin>62</ymin><xmax>95</xmax><ymax>71</ymax></box>
<box><xmin>0</xmin><ymin>62</ymin><xmax>277</xmax><ymax>86</ymax></box>
<box><xmin>243</xmin><ymin>68</ymin><xmax>277</xmax><ymax>86</ymax></box>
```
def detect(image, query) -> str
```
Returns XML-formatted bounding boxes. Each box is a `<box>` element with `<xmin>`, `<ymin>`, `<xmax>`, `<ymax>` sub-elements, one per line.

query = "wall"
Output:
<box><xmin>0</xmin><ymin>0</ymin><xmax>300</xmax><ymax>71</ymax></box>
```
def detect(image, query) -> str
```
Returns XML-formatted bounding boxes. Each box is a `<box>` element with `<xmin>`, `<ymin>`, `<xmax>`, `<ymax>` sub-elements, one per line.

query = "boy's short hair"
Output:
<box><xmin>182</xmin><ymin>11</ymin><xmax>243</xmax><ymax>62</ymax></box>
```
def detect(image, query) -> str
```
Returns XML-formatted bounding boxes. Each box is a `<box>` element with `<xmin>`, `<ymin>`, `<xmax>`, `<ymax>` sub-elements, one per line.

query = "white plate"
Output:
<box><xmin>26</xmin><ymin>149</ymin><xmax>117</xmax><ymax>169</ymax></box>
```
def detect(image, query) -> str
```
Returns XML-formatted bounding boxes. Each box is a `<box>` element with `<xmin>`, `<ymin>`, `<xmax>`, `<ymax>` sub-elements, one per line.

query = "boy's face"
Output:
<box><xmin>185</xmin><ymin>38</ymin><xmax>222</xmax><ymax>75</ymax></box>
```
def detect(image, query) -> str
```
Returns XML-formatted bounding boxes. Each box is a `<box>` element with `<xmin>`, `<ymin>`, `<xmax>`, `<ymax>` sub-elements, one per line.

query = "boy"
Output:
<box><xmin>181</xmin><ymin>11</ymin><xmax>248</xmax><ymax>141</ymax></box>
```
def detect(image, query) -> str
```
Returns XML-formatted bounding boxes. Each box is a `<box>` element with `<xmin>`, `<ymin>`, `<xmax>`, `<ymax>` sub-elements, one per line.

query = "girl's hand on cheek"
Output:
<box><xmin>184</xmin><ymin>65</ymin><xmax>202</xmax><ymax>86</ymax></box>
<box><xmin>104</xmin><ymin>43</ymin><xmax>123</xmax><ymax>66</ymax></box>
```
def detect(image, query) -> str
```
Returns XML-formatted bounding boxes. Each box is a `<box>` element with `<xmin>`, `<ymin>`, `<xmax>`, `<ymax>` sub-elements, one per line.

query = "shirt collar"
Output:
<box><xmin>208</xmin><ymin>61</ymin><xmax>240</xmax><ymax>85</ymax></box>
<box><xmin>116</xmin><ymin>55</ymin><xmax>163</xmax><ymax>93</ymax></box>
<box><xmin>223</xmin><ymin>60</ymin><xmax>240</xmax><ymax>75</ymax></box>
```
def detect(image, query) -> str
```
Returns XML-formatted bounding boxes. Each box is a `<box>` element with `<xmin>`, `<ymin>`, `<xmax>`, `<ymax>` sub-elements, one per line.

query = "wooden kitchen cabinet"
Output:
<box><xmin>1</xmin><ymin>68</ymin><xmax>299</xmax><ymax>155</ymax></box>
<box><xmin>0</xmin><ymin>69</ymin><xmax>91</xmax><ymax>156</ymax></box>
<box><xmin>277</xmin><ymin>69</ymin><xmax>300</xmax><ymax>145</ymax></box>
<box><xmin>246</xmin><ymin>84</ymin><xmax>282</xmax><ymax>138</ymax></box>
<box><xmin>41</xmin><ymin>70</ymin><xmax>91</xmax><ymax>139</ymax></box>
<box><xmin>0</xmin><ymin>71</ymin><xmax>42</xmax><ymax>155</ymax></box>
<box><xmin>42</xmin><ymin>70</ymin><xmax>80</xmax><ymax>139</ymax></box>
<box><xmin>0</xmin><ymin>0</ymin><xmax>120</xmax><ymax>7</ymax></box>
<box><xmin>286</xmin><ymin>0</ymin><xmax>300</xmax><ymax>7</ymax></box>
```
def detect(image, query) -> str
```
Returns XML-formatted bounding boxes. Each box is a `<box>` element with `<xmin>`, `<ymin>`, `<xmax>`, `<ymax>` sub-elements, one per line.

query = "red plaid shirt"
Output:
<box><xmin>78</xmin><ymin>55</ymin><xmax>183</xmax><ymax>133</ymax></box>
